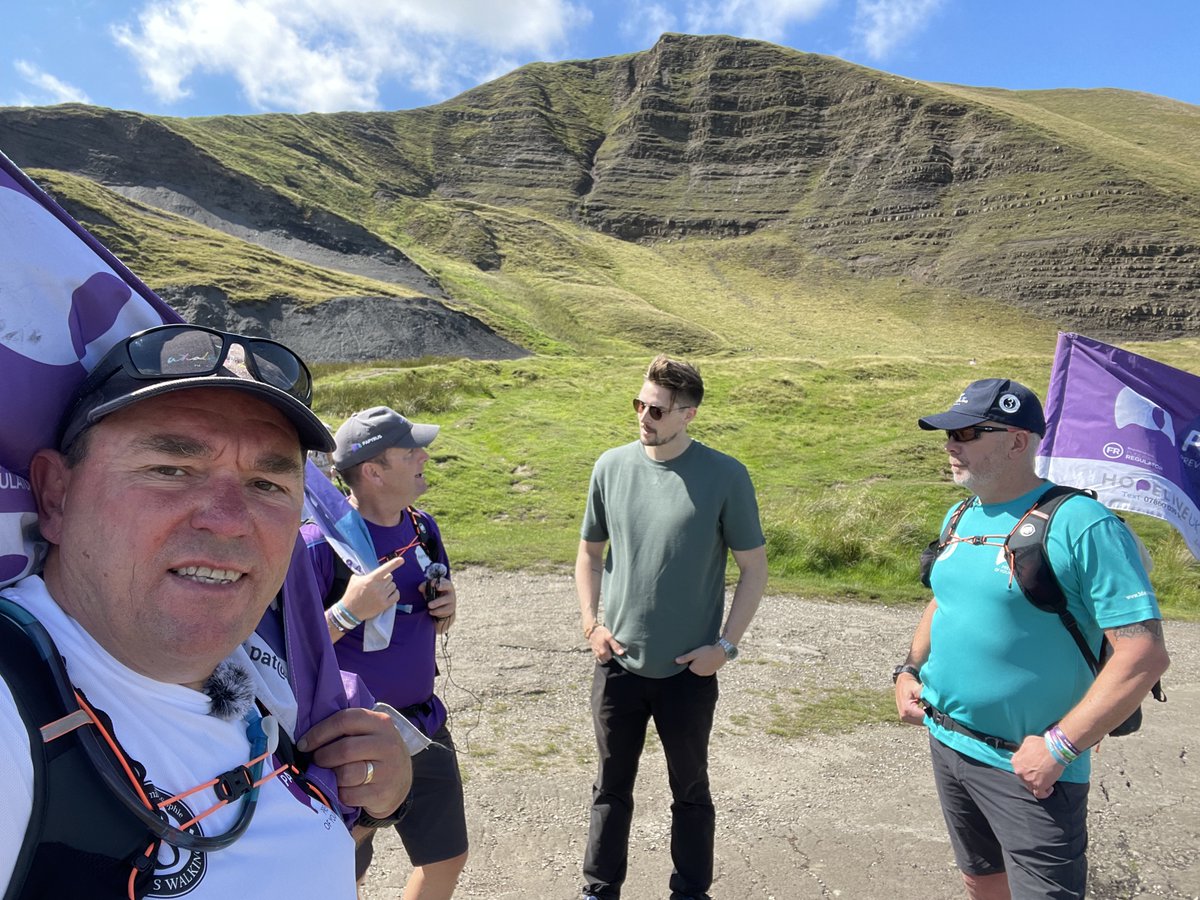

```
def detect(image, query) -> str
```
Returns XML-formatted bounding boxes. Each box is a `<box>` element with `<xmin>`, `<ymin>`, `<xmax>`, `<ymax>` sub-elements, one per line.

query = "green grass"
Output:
<box><xmin>310</xmin><ymin>349</ymin><xmax>1200</xmax><ymax>619</ymax></box>
<box><xmin>19</xmin><ymin>48</ymin><xmax>1200</xmax><ymax>621</ymax></box>
<box><xmin>33</xmin><ymin>168</ymin><xmax>414</xmax><ymax>305</ymax></box>
<box><xmin>764</xmin><ymin>687</ymin><xmax>899</xmax><ymax>739</ymax></box>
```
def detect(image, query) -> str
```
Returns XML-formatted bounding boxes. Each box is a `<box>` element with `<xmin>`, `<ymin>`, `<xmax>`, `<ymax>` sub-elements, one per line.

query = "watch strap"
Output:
<box><xmin>356</xmin><ymin>792</ymin><xmax>413</xmax><ymax>829</ymax></box>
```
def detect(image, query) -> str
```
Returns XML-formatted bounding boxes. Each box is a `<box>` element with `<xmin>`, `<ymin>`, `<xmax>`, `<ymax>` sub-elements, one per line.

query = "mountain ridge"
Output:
<box><xmin>2</xmin><ymin>33</ymin><xmax>1197</xmax><ymax>358</ymax></box>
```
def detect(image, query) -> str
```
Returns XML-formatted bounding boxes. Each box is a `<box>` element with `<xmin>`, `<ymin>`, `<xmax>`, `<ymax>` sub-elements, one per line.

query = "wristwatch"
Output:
<box><xmin>717</xmin><ymin>637</ymin><xmax>739</xmax><ymax>661</ymax></box>
<box><xmin>356</xmin><ymin>792</ymin><xmax>413</xmax><ymax>829</ymax></box>
<box><xmin>892</xmin><ymin>663</ymin><xmax>921</xmax><ymax>683</ymax></box>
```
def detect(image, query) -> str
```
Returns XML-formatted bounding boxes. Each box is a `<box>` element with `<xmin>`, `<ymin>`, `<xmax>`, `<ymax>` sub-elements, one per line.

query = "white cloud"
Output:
<box><xmin>112</xmin><ymin>0</ymin><xmax>589</xmax><ymax>113</ymax></box>
<box><xmin>853</xmin><ymin>0</ymin><xmax>943</xmax><ymax>59</ymax></box>
<box><xmin>619</xmin><ymin>4</ymin><xmax>680</xmax><ymax>49</ymax></box>
<box><xmin>13</xmin><ymin>60</ymin><xmax>91</xmax><ymax>105</ymax></box>
<box><xmin>682</xmin><ymin>0</ymin><xmax>834</xmax><ymax>42</ymax></box>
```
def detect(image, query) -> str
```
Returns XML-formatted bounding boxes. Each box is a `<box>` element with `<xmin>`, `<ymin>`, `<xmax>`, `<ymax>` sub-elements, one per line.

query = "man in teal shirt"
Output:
<box><xmin>575</xmin><ymin>354</ymin><xmax>767</xmax><ymax>900</ymax></box>
<box><xmin>895</xmin><ymin>378</ymin><xmax>1170</xmax><ymax>900</ymax></box>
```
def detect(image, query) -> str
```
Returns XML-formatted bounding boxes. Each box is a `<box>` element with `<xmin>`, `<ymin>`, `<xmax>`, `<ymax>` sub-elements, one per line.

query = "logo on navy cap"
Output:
<box><xmin>998</xmin><ymin>393</ymin><xmax>1021</xmax><ymax>414</ymax></box>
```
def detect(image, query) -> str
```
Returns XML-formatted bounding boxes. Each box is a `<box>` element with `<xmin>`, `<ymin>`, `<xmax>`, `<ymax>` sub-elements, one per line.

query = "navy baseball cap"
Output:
<box><xmin>332</xmin><ymin>406</ymin><xmax>439</xmax><ymax>470</ymax></box>
<box><xmin>918</xmin><ymin>378</ymin><xmax>1046</xmax><ymax>436</ymax></box>
<box><xmin>58</xmin><ymin>325</ymin><xmax>334</xmax><ymax>453</ymax></box>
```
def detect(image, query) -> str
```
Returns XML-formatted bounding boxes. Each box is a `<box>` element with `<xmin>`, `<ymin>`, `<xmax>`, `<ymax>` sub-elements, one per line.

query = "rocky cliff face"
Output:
<box><xmin>163</xmin><ymin>286</ymin><xmax>525</xmax><ymax>363</ymax></box>
<box><xmin>566</xmin><ymin>35</ymin><xmax>1200</xmax><ymax>335</ymax></box>
<box><xmin>2</xmin><ymin>33</ymin><xmax>1197</xmax><ymax>347</ymax></box>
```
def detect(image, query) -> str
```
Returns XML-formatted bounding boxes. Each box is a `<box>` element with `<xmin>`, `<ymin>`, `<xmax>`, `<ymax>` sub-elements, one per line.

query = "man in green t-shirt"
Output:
<box><xmin>895</xmin><ymin>377</ymin><xmax>1171</xmax><ymax>900</ymax></box>
<box><xmin>575</xmin><ymin>355</ymin><xmax>768</xmax><ymax>900</ymax></box>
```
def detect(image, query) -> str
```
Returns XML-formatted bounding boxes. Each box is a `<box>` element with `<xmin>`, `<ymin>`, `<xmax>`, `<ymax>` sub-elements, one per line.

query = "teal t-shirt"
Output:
<box><xmin>580</xmin><ymin>440</ymin><xmax>765</xmax><ymax>678</ymax></box>
<box><xmin>921</xmin><ymin>482</ymin><xmax>1160</xmax><ymax>782</ymax></box>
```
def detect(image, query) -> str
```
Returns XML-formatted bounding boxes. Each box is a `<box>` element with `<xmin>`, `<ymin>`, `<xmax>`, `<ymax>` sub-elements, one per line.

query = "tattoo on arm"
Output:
<box><xmin>1110</xmin><ymin>619</ymin><xmax>1164</xmax><ymax>642</ymax></box>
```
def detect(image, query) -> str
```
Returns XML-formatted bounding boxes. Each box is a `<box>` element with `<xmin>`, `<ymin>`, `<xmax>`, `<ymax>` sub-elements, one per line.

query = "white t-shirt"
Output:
<box><xmin>0</xmin><ymin>577</ymin><xmax>356</xmax><ymax>898</ymax></box>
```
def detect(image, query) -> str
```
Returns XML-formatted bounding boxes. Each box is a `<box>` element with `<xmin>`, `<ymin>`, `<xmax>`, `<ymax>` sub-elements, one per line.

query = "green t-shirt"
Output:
<box><xmin>921</xmin><ymin>482</ymin><xmax>1160</xmax><ymax>782</ymax></box>
<box><xmin>580</xmin><ymin>439</ymin><xmax>765</xmax><ymax>678</ymax></box>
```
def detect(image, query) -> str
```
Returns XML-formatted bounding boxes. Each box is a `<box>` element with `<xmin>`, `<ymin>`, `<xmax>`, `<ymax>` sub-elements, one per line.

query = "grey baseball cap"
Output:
<box><xmin>918</xmin><ymin>378</ymin><xmax>1046</xmax><ymax>436</ymax></box>
<box><xmin>332</xmin><ymin>406</ymin><xmax>440</xmax><ymax>470</ymax></box>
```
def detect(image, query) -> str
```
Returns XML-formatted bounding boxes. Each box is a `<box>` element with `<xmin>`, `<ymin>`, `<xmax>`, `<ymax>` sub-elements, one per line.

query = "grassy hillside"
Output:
<box><xmin>32</xmin><ymin>168</ymin><xmax>413</xmax><ymax>305</ymax></box>
<box><xmin>5</xmin><ymin>35</ymin><xmax>1197</xmax><ymax>614</ymax></box>
<box><xmin>936</xmin><ymin>85</ymin><xmax>1200</xmax><ymax>200</ymax></box>
<box><xmin>311</xmin><ymin>344</ymin><xmax>1200</xmax><ymax>619</ymax></box>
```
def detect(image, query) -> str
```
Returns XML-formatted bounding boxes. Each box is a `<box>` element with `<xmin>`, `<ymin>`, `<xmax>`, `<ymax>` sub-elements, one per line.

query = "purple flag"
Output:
<box><xmin>0</xmin><ymin>149</ymin><xmax>361</xmax><ymax>820</ymax></box>
<box><xmin>0</xmin><ymin>150</ymin><xmax>179</xmax><ymax>586</ymax></box>
<box><xmin>1036</xmin><ymin>332</ymin><xmax>1200</xmax><ymax>559</ymax></box>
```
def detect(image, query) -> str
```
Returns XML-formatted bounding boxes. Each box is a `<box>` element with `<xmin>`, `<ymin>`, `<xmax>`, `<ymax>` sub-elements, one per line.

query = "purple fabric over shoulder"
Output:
<box><xmin>0</xmin><ymin>150</ymin><xmax>362</xmax><ymax>823</ymax></box>
<box><xmin>1037</xmin><ymin>332</ymin><xmax>1200</xmax><ymax>558</ymax></box>
<box><xmin>280</xmin><ymin>535</ymin><xmax>365</xmax><ymax>825</ymax></box>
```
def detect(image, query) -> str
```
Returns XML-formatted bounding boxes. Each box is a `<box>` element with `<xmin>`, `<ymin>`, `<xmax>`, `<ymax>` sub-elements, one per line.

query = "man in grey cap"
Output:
<box><xmin>894</xmin><ymin>378</ymin><xmax>1169</xmax><ymax>900</ymax></box>
<box><xmin>0</xmin><ymin>325</ymin><xmax>411</xmax><ymax>898</ymax></box>
<box><xmin>303</xmin><ymin>406</ymin><xmax>467</xmax><ymax>899</ymax></box>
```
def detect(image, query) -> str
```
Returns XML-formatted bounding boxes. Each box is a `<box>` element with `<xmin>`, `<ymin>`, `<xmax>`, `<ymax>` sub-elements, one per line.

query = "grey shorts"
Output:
<box><xmin>929</xmin><ymin>734</ymin><xmax>1089</xmax><ymax>899</ymax></box>
<box><xmin>356</xmin><ymin>724</ymin><xmax>468</xmax><ymax>878</ymax></box>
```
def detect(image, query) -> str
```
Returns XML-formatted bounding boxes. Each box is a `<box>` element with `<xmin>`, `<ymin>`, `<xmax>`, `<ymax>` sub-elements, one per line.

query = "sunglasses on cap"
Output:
<box><xmin>945</xmin><ymin>425</ymin><xmax>1014</xmax><ymax>443</ymax></box>
<box><xmin>86</xmin><ymin>324</ymin><xmax>313</xmax><ymax>405</ymax></box>
<box><xmin>633</xmin><ymin>397</ymin><xmax>694</xmax><ymax>421</ymax></box>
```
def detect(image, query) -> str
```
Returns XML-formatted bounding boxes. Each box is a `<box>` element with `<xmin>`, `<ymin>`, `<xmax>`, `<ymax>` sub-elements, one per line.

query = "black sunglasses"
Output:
<box><xmin>633</xmin><ymin>397</ymin><xmax>693</xmax><ymax>421</ymax></box>
<box><xmin>89</xmin><ymin>324</ymin><xmax>313</xmax><ymax>404</ymax></box>
<box><xmin>945</xmin><ymin>425</ymin><xmax>1013</xmax><ymax>443</ymax></box>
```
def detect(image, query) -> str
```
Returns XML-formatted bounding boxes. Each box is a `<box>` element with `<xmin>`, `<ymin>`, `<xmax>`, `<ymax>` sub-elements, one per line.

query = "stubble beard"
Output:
<box><xmin>640</xmin><ymin>426</ymin><xmax>678</xmax><ymax>448</ymax></box>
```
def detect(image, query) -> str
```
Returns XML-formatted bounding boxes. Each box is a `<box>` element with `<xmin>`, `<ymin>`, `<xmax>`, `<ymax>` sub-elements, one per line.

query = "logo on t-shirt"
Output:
<box><xmin>247</xmin><ymin>643</ymin><xmax>288</xmax><ymax>682</ymax></box>
<box><xmin>992</xmin><ymin>546</ymin><xmax>1011</xmax><ymax>577</ymax></box>
<box><xmin>145</xmin><ymin>784</ymin><xmax>207</xmax><ymax>896</ymax></box>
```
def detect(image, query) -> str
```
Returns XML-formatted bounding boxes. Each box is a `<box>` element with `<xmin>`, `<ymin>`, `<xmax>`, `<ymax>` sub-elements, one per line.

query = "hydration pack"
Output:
<box><xmin>0</xmin><ymin>598</ymin><xmax>326</xmax><ymax>900</ymax></box>
<box><xmin>0</xmin><ymin>597</ymin><xmax>160</xmax><ymax>899</ymax></box>
<box><xmin>919</xmin><ymin>485</ymin><xmax>1165</xmax><ymax>737</ymax></box>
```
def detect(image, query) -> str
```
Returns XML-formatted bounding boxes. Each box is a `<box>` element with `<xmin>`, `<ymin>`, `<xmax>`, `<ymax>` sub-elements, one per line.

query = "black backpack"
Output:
<box><xmin>919</xmin><ymin>485</ymin><xmax>1166</xmax><ymax>736</ymax></box>
<box><xmin>0</xmin><ymin>596</ymin><xmax>161</xmax><ymax>899</ymax></box>
<box><xmin>0</xmin><ymin>597</ymin><xmax>325</xmax><ymax>899</ymax></box>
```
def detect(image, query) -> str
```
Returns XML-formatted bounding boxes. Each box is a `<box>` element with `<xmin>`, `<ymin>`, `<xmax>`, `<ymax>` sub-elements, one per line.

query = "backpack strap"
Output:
<box><xmin>322</xmin><ymin>553</ymin><xmax>352</xmax><ymax>609</ymax></box>
<box><xmin>919</xmin><ymin>497</ymin><xmax>972</xmax><ymax>589</ymax></box>
<box><xmin>1005</xmin><ymin>486</ymin><xmax>1102</xmax><ymax>673</ymax></box>
<box><xmin>408</xmin><ymin>507</ymin><xmax>442</xmax><ymax>562</ymax></box>
<box><xmin>0</xmin><ymin>597</ymin><xmax>160</xmax><ymax>900</ymax></box>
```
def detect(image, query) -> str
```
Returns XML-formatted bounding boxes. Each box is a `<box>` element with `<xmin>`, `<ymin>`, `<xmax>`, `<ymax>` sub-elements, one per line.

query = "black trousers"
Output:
<box><xmin>583</xmin><ymin>659</ymin><xmax>719</xmax><ymax>899</ymax></box>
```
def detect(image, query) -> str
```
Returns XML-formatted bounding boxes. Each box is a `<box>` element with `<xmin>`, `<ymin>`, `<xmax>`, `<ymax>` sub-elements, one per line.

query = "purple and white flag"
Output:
<box><xmin>0</xmin><ymin>150</ymin><xmax>179</xmax><ymax>587</ymax></box>
<box><xmin>1036</xmin><ymin>332</ymin><xmax>1200</xmax><ymax>559</ymax></box>
<box><xmin>0</xmin><ymin>152</ymin><xmax>366</xmax><ymax>816</ymax></box>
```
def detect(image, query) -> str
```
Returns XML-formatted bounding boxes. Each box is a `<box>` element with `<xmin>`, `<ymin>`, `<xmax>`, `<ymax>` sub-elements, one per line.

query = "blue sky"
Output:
<box><xmin>3</xmin><ymin>1</ymin><xmax>1197</xmax><ymax>117</ymax></box>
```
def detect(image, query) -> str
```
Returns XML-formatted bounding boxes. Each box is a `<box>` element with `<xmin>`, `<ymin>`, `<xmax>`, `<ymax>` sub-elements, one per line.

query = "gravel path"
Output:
<box><xmin>361</xmin><ymin>568</ymin><xmax>1200</xmax><ymax>900</ymax></box>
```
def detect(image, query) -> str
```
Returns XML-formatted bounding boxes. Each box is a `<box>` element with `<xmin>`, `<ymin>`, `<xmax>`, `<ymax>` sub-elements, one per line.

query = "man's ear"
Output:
<box><xmin>29</xmin><ymin>448</ymin><xmax>71</xmax><ymax>545</ymax></box>
<box><xmin>1010</xmin><ymin>429</ymin><xmax>1034</xmax><ymax>457</ymax></box>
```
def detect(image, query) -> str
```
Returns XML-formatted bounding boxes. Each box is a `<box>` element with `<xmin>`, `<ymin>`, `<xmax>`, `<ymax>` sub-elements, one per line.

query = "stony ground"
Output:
<box><xmin>360</xmin><ymin>568</ymin><xmax>1199</xmax><ymax>900</ymax></box>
